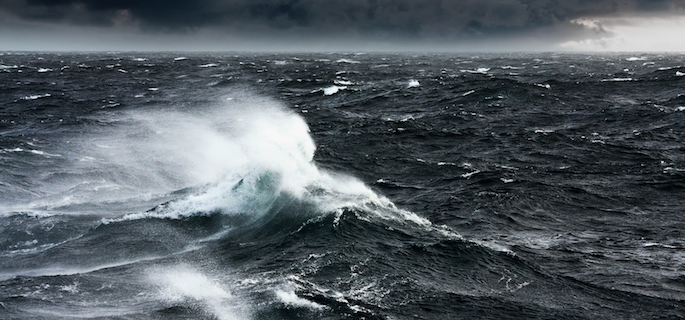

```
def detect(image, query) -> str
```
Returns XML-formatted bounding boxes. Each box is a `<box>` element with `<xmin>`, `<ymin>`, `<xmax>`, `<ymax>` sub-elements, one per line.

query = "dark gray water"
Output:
<box><xmin>1</xmin><ymin>52</ymin><xmax>684</xmax><ymax>319</ymax></box>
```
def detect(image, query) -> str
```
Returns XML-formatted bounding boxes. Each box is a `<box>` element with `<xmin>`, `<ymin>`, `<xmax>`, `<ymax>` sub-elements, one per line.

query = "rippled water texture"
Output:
<box><xmin>1</xmin><ymin>52</ymin><xmax>684</xmax><ymax>319</ymax></box>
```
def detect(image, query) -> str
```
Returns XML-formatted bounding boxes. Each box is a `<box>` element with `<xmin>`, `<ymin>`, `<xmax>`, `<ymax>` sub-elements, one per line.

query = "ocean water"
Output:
<box><xmin>1</xmin><ymin>52</ymin><xmax>684</xmax><ymax>319</ymax></box>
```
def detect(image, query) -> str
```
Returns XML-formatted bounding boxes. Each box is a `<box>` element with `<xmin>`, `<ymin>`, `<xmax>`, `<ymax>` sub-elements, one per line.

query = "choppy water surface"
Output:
<box><xmin>1</xmin><ymin>52</ymin><xmax>684</xmax><ymax>319</ymax></box>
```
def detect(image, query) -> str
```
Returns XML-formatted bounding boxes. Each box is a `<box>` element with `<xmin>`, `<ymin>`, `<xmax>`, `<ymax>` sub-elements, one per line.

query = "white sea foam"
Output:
<box><xmin>199</xmin><ymin>63</ymin><xmax>219</xmax><ymax>68</ymax></box>
<box><xmin>626</xmin><ymin>57</ymin><xmax>647</xmax><ymax>61</ymax></box>
<box><xmin>461</xmin><ymin>68</ymin><xmax>490</xmax><ymax>74</ymax></box>
<box><xmin>0</xmin><ymin>255</ymin><xmax>164</xmax><ymax>281</ymax></box>
<box><xmin>462</xmin><ymin>90</ymin><xmax>475</xmax><ymax>96</ymax></box>
<box><xmin>21</xmin><ymin>93</ymin><xmax>51</xmax><ymax>100</ymax></box>
<box><xmin>407</xmin><ymin>79</ymin><xmax>420</xmax><ymax>88</ymax></box>
<box><xmin>276</xmin><ymin>289</ymin><xmax>326</xmax><ymax>310</ymax></box>
<box><xmin>676</xmin><ymin>71</ymin><xmax>685</xmax><ymax>77</ymax></box>
<box><xmin>335</xmin><ymin>59</ymin><xmax>360</xmax><ymax>64</ymax></box>
<box><xmin>150</xmin><ymin>266</ymin><xmax>249</xmax><ymax>320</ymax></box>
<box><xmin>321</xmin><ymin>85</ymin><xmax>346</xmax><ymax>95</ymax></box>
<box><xmin>461</xmin><ymin>170</ymin><xmax>481</xmax><ymax>179</ymax></box>
<box><xmin>99</xmin><ymin>94</ymin><xmax>431</xmax><ymax>229</ymax></box>
<box><xmin>28</xmin><ymin>149</ymin><xmax>61</xmax><ymax>157</ymax></box>
<box><xmin>334</xmin><ymin>79</ymin><xmax>353</xmax><ymax>86</ymax></box>
<box><xmin>174</xmin><ymin>57</ymin><xmax>188</xmax><ymax>61</ymax></box>
<box><xmin>37</xmin><ymin>68</ymin><xmax>52</xmax><ymax>73</ymax></box>
<box><xmin>601</xmin><ymin>78</ymin><xmax>633</xmax><ymax>82</ymax></box>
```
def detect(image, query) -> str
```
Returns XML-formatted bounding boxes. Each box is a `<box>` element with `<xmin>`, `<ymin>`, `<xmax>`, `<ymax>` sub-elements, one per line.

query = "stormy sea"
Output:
<box><xmin>1</xmin><ymin>52</ymin><xmax>684</xmax><ymax>320</ymax></box>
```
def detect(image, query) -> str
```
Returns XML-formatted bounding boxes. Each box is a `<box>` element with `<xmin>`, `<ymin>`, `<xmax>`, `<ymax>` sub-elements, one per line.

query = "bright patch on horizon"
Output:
<box><xmin>561</xmin><ymin>15</ymin><xmax>685</xmax><ymax>51</ymax></box>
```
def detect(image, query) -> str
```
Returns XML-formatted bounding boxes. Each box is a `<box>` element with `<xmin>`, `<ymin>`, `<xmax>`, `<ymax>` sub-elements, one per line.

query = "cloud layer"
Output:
<box><xmin>1</xmin><ymin>0</ymin><xmax>684</xmax><ymax>50</ymax></box>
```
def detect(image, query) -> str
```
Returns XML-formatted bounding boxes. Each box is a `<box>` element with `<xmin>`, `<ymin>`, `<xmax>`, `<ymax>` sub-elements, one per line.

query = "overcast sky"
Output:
<box><xmin>1</xmin><ymin>0</ymin><xmax>685</xmax><ymax>52</ymax></box>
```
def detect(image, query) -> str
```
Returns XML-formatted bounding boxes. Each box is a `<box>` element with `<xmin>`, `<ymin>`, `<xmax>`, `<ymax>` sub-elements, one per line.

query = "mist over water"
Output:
<box><xmin>1</xmin><ymin>52</ymin><xmax>684</xmax><ymax>319</ymax></box>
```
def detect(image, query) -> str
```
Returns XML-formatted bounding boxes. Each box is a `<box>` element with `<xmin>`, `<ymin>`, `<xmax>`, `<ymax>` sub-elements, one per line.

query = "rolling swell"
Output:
<box><xmin>2</xmin><ymin>52</ymin><xmax>685</xmax><ymax>319</ymax></box>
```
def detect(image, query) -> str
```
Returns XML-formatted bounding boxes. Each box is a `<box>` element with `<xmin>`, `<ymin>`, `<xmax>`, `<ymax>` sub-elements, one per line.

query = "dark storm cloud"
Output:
<box><xmin>2</xmin><ymin>0</ymin><xmax>685</xmax><ymax>38</ymax></box>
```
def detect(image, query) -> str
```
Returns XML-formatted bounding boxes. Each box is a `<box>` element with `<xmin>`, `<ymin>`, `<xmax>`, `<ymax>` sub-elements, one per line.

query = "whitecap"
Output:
<box><xmin>276</xmin><ymin>289</ymin><xmax>326</xmax><ymax>310</ymax></box>
<box><xmin>174</xmin><ymin>57</ymin><xmax>188</xmax><ymax>61</ymax></box>
<box><xmin>676</xmin><ymin>71</ymin><xmax>685</xmax><ymax>77</ymax></box>
<box><xmin>335</xmin><ymin>59</ymin><xmax>360</xmax><ymax>64</ymax></box>
<box><xmin>535</xmin><ymin>83</ymin><xmax>551</xmax><ymax>89</ymax></box>
<box><xmin>461</xmin><ymin>170</ymin><xmax>481</xmax><ymax>179</ymax></box>
<box><xmin>334</xmin><ymin>79</ymin><xmax>353</xmax><ymax>86</ymax></box>
<box><xmin>98</xmin><ymin>96</ymin><xmax>433</xmax><ymax>230</ymax></box>
<box><xmin>321</xmin><ymin>85</ymin><xmax>346</xmax><ymax>96</ymax></box>
<box><xmin>407</xmin><ymin>79</ymin><xmax>420</xmax><ymax>88</ymax></box>
<box><xmin>199</xmin><ymin>63</ymin><xmax>218</xmax><ymax>68</ymax></box>
<box><xmin>626</xmin><ymin>57</ymin><xmax>647</xmax><ymax>61</ymax></box>
<box><xmin>149</xmin><ymin>266</ymin><xmax>249</xmax><ymax>320</ymax></box>
<box><xmin>29</xmin><ymin>149</ymin><xmax>62</xmax><ymax>157</ymax></box>
<box><xmin>462</xmin><ymin>90</ymin><xmax>475</xmax><ymax>96</ymax></box>
<box><xmin>21</xmin><ymin>93</ymin><xmax>51</xmax><ymax>100</ymax></box>
<box><xmin>600</xmin><ymin>78</ymin><xmax>633</xmax><ymax>82</ymax></box>
<box><xmin>461</xmin><ymin>68</ymin><xmax>490</xmax><ymax>74</ymax></box>
<box><xmin>37</xmin><ymin>68</ymin><xmax>52</xmax><ymax>73</ymax></box>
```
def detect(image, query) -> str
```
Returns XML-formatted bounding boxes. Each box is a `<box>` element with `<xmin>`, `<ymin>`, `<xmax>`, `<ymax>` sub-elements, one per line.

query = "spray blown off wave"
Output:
<box><xmin>104</xmin><ymin>94</ymin><xmax>429</xmax><ymax>228</ymax></box>
<box><xmin>4</xmin><ymin>52</ymin><xmax>684</xmax><ymax>320</ymax></box>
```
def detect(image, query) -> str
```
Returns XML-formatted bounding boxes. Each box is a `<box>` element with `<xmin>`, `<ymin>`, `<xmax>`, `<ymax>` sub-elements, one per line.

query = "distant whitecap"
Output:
<box><xmin>601</xmin><ymin>78</ymin><xmax>633</xmax><ymax>82</ymax></box>
<box><xmin>335</xmin><ymin>59</ymin><xmax>360</xmax><ymax>64</ymax></box>
<box><xmin>461</xmin><ymin>67</ymin><xmax>490</xmax><ymax>74</ymax></box>
<box><xmin>21</xmin><ymin>93</ymin><xmax>51</xmax><ymax>100</ymax></box>
<box><xmin>322</xmin><ymin>85</ymin><xmax>346</xmax><ymax>95</ymax></box>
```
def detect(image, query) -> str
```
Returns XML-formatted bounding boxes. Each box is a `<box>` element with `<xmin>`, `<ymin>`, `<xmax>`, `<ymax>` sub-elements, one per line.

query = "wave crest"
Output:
<box><xmin>105</xmin><ymin>94</ymin><xmax>429</xmax><ymax>229</ymax></box>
